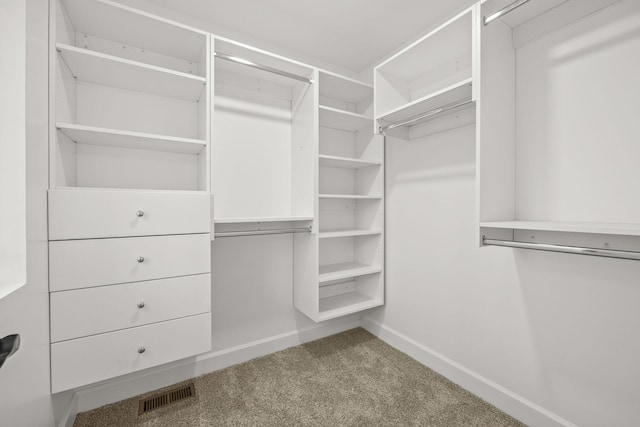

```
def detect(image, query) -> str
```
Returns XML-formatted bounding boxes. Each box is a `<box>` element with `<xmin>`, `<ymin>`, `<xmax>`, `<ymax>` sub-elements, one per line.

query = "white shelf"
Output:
<box><xmin>319</xmin><ymin>194</ymin><xmax>382</xmax><ymax>200</ymax></box>
<box><xmin>377</xmin><ymin>78</ymin><xmax>473</xmax><ymax>127</ymax></box>
<box><xmin>319</xmin><ymin>155</ymin><xmax>381</xmax><ymax>169</ymax></box>
<box><xmin>214</xmin><ymin>216</ymin><xmax>314</xmax><ymax>224</ymax></box>
<box><xmin>319</xmin><ymin>262</ymin><xmax>382</xmax><ymax>283</ymax></box>
<box><xmin>62</xmin><ymin>0</ymin><xmax>206</xmax><ymax>62</ymax></box>
<box><xmin>56</xmin><ymin>123</ymin><xmax>206</xmax><ymax>154</ymax></box>
<box><xmin>319</xmin><ymin>106</ymin><xmax>372</xmax><ymax>132</ymax></box>
<box><xmin>480</xmin><ymin>221</ymin><xmax>640</xmax><ymax>237</ymax></box>
<box><xmin>318</xmin><ymin>292</ymin><xmax>383</xmax><ymax>321</ymax></box>
<box><xmin>318</xmin><ymin>229</ymin><xmax>382</xmax><ymax>239</ymax></box>
<box><xmin>318</xmin><ymin>71</ymin><xmax>373</xmax><ymax>105</ymax></box>
<box><xmin>56</xmin><ymin>44</ymin><xmax>206</xmax><ymax>101</ymax></box>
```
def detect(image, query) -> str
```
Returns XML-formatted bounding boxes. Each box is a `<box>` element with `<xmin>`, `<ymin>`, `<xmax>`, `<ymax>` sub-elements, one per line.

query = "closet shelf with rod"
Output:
<box><xmin>214</xmin><ymin>227</ymin><xmax>312</xmax><ymax>238</ymax></box>
<box><xmin>482</xmin><ymin>238</ymin><xmax>640</xmax><ymax>261</ymax></box>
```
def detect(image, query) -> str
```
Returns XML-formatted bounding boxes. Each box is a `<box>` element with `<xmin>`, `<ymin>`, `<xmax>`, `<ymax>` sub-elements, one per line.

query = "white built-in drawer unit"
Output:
<box><xmin>50</xmin><ymin>274</ymin><xmax>211</xmax><ymax>342</ymax></box>
<box><xmin>48</xmin><ymin>189</ymin><xmax>211</xmax><ymax>240</ymax></box>
<box><xmin>49</xmin><ymin>233</ymin><xmax>211</xmax><ymax>291</ymax></box>
<box><xmin>50</xmin><ymin>313</ymin><xmax>212</xmax><ymax>393</ymax></box>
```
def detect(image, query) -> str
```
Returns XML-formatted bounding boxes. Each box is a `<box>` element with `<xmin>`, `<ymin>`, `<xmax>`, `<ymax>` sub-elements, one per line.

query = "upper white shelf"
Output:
<box><xmin>62</xmin><ymin>0</ymin><xmax>206</xmax><ymax>62</ymax></box>
<box><xmin>318</xmin><ymin>70</ymin><xmax>373</xmax><ymax>105</ymax></box>
<box><xmin>319</xmin><ymin>106</ymin><xmax>372</xmax><ymax>132</ymax></box>
<box><xmin>56</xmin><ymin>123</ymin><xmax>206</xmax><ymax>154</ymax></box>
<box><xmin>480</xmin><ymin>221</ymin><xmax>640</xmax><ymax>237</ymax></box>
<box><xmin>57</xmin><ymin>44</ymin><xmax>206</xmax><ymax>101</ymax></box>
<box><xmin>377</xmin><ymin>78</ymin><xmax>473</xmax><ymax>126</ymax></box>
<box><xmin>319</xmin><ymin>155</ymin><xmax>381</xmax><ymax>170</ymax></box>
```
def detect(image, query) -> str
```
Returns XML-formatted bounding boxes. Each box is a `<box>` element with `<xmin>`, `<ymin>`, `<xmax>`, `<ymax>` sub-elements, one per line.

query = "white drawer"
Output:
<box><xmin>49</xmin><ymin>234</ymin><xmax>210</xmax><ymax>291</ymax></box>
<box><xmin>50</xmin><ymin>274</ymin><xmax>211</xmax><ymax>342</ymax></box>
<box><xmin>48</xmin><ymin>189</ymin><xmax>211</xmax><ymax>240</ymax></box>
<box><xmin>51</xmin><ymin>313</ymin><xmax>211</xmax><ymax>393</ymax></box>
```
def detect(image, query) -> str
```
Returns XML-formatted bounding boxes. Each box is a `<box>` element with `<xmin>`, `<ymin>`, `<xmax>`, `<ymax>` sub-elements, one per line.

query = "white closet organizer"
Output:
<box><xmin>211</xmin><ymin>37</ymin><xmax>316</xmax><ymax>226</ymax></box>
<box><xmin>477</xmin><ymin>0</ymin><xmax>640</xmax><ymax>259</ymax></box>
<box><xmin>375</xmin><ymin>5</ymin><xmax>478</xmax><ymax>140</ymax></box>
<box><xmin>295</xmin><ymin>71</ymin><xmax>385</xmax><ymax>322</ymax></box>
<box><xmin>48</xmin><ymin>0</ymin><xmax>212</xmax><ymax>393</ymax></box>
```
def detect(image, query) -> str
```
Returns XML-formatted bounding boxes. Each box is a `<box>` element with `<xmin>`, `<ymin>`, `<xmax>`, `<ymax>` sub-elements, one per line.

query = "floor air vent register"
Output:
<box><xmin>138</xmin><ymin>382</ymin><xmax>196</xmax><ymax>415</ymax></box>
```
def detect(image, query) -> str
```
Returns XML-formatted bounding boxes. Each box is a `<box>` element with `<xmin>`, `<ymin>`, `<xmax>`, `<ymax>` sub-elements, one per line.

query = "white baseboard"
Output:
<box><xmin>57</xmin><ymin>392</ymin><xmax>77</xmax><ymax>427</ymax></box>
<box><xmin>360</xmin><ymin>317</ymin><xmax>576</xmax><ymax>427</ymax></box>
<box><xmin>75</xmin><ymin>315</ymin><xmax>360</xmax><ymax>413</ymax></box>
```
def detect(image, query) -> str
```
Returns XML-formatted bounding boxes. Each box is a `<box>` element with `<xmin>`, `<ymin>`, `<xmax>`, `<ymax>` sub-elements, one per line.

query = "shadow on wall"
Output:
<box><xmin>513</xmin><ymin>249</ymin><xmax>640</xmax><ymax>424</ymax></box>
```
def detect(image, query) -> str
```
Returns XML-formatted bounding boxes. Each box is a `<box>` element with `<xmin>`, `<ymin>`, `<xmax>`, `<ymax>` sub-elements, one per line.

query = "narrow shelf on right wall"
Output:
<box><xmin>480</xmin><ymin>221</ymin><xmax>640</xmax><ymax>237</ymax></box>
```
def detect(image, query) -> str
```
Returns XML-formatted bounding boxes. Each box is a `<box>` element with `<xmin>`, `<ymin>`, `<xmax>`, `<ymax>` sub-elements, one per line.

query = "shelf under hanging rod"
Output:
<box><xmin>214</xmin><ymin>52</ymin><xmax>313</xmax><ymax>84</ymax></box>
<box><xmin>379</xmin><ymin>98</ymin><xmax>474</xmax><ymax>133</ymax></box>
<box><xmin>484</xmin><ymin>0</ymin><xmax>531</xmax><ymax>26</ymax></box>
<box><xmin>215</xmin><ymin>227</ymin><xmax>312</xmax><ymax>238</ymax></box>
<box><xmin>483</xmin><ymin>238</ymin><xmax>640</xmax><ymax>261</ymax></box>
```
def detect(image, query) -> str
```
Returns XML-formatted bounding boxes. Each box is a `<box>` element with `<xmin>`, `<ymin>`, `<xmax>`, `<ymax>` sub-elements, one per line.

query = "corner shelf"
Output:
<box><xmin>318</xmin><ymin>228</ymin><xmax>382</xmax><ymax>239</ymax></box>
<box><xmin>376</xmin><ymin>78</ymin><xmax>473</xmax><ymax>128</ymax></box>
<box><xmin>319</xmin><ymin>293</ymin><xmax>383</xmax><ymax>321</ymax></box>
<box><xmin>56</xmin><ymin>43</ymin><xmax>206</xmax><ymax>101</ymax></box>
<box><xmin>319</xmin><ymin>262</ymin><xmax>382</xmax><ymax>283</ymax></box>
<box><xmin>319</xmin><ymin>155</ymin><xmax>381</xmax><ymax>169</ymax></box>
<box><xmin>56</xmin><ymin>123</ymin><xmax>206</xmax><ymax>154</ymax></box>
<box><xmin>319</xmin><ymin>194</ymin><xmax>382</xmax><ymax>200</ymax></box>
<box><xmin>215</xmin><ymin>216</ymin><xmax>314</xmax><ymax>224</ymax></box>
<box><xmin>319</xmin><ymin>105</ymin><xmax>372</xmax><ymax>132</ymax></box>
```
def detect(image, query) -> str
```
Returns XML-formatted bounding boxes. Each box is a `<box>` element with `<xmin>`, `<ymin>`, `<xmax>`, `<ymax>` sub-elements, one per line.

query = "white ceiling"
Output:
<box><xmin>144</xmin><ymin>0</ymin><xmax>475</xmax><ymax>72</ymax></box>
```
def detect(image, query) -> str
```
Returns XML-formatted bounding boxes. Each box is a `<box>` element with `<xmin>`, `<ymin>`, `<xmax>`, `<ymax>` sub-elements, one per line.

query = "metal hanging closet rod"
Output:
<box><xmin>214</xmin><ymin>227</ymin><xmax>312</xmax><ymax>238</ymax></box>
<box><xmin>483</xmin><ymin>238</ymin><xmax>640</xmax><ymax>261</ymax></box>
<box><xmin>214</xmin><ymin>52</ymin><xmax>313</xmax><ymax>84</ymax></box>
<box><xmin>379</xmin><ymin>98</ymin><xmax>474</xmax><ymax>133</ymax></box>
<box><xmin>484</xmin><ymin>0</ymin><xmax>531</xmax><ymax>26</ymax></box>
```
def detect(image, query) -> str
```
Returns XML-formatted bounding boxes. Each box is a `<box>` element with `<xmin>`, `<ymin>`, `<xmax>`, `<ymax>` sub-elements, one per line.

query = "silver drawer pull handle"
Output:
<box><xmin>136</xmin><ymin>210</ymin><xmax>144</xmax><ymax>217</ymax></box>
<box><xmin>137</xmin><ymin>256</ymin><xmax>145</xmax><ymax>263</ymax></box>
<box><xmin>138</xmin><ymin>346</ymin><xmax>146</xmax><ymax>354</ymax></box>
<box><xmin>137</xmin><ymin>302</ymin><xmax>145</xmax><ymax>309</ymax></box>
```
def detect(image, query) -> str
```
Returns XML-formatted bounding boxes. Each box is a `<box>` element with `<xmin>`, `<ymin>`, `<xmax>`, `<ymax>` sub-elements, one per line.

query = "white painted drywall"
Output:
<box><xmin>364</xmin><ymin>5</ymin><xmax>640</xmax><ymax>423</ymax></box>
<box><xmin>0</xmin><ymin>1</ymin><xmax>69</xmax><ymax>426</ymax></box>
<box><xmin>0</xmin><ymin>0</ymin><xmax>27</xmax><ymax>300</ymax></box>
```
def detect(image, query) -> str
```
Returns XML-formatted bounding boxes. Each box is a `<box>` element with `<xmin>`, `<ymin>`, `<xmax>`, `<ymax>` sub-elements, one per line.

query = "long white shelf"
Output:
<box><xmin>319</xmin><ymin>106</ymin><xmax>372</xmax><ymax>132</ymax></box>
<box><xmin>319</xmin><ymin>194</ymin><xmax>382</xmax><ymax>200</ymax></box>
<box><xmin>214</xmin><ymin>216</ymin><xmax>314</xmax><ymax>224</ymax></box>
<box><xmin>480</xmin><ymin>221</ymin><xmax>640</xmax><ymax>237</ymax></box>
<box><xmin>318</xmin><ymin>229</ymin><xmax>382</xmax><ymax>239</ymax></box>
<box><xmin>56</xmin><ymin>43</ymin><xmax>206</xmax><ymax>101</ymax></box>
<box><xmin>319</xmin><ymin>155</ymin><xmax>381</xmax><ymax>169</ymax></box>
<box><xmin>319</xmin><ymin>262</ymin><xmax>382</xmax><ymax>283</ymax></box>
<box><xmin>318</xmin><ymin>70</ymin><xmax>373</xmax><ymax>105</ymax></box>
<box><xmin>56</xmin><ymin>123</ymin><xmax>206</xmax><ymax>154</ymax></box>
<box><xmin>319</xmin><ymin>292</ymin><xmax>383</xmax><ymax>321</ymax></box>
<box><xmin>377</xmin><ymin>78</ymin><xmax>473</xmax><ymax>126</ymax></box>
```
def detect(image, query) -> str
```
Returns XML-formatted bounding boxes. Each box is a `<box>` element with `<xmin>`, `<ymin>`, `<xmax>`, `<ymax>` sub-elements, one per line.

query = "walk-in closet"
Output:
<box><xmin>1</xmin><ymin>0</ymin><xmax>639</xmax><ymax>426</ymax></box>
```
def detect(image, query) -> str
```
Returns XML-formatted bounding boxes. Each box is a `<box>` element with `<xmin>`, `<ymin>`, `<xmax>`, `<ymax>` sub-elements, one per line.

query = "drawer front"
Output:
<box><xmin>48</xmin><ymin>189</ymin><xmax>211</xmax><ymax>240</ymax></box>
<box><xmin>51</xmin><ymin>313</ymin><xmax>211</xmax><ymax>393</ymax></box>
<box><xmin>50</xmin><ymin>274</ymin><xmax>211</xmax><ymax>343</ymax></box>
<box><xmin>49</xmin><ymin>234</ymin><xmax>211</xmax><ymax>291</ymax></box>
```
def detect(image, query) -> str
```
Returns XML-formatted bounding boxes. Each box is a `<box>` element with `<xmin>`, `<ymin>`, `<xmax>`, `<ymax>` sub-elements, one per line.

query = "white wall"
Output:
<box><xmin>0</xmin><ymin>0</ymin><xmax>27</xmax><ymax>300</ymax></box>
<box><xmin>363</xmin><ymin>6</ymin><xmax>640</xmax><ymax>424</ymax></box>
<box><xmin>0</xmin><ymin>1</ymin><xmax>66</xmax><ymax>426</ymax></box>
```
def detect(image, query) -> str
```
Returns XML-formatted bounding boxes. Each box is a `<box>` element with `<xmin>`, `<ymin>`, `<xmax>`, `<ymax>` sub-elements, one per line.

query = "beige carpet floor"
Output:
<box><xmin>74</xmin><ymin>328</ymin><xmax>525</xmax><ymax>426</ymax></box>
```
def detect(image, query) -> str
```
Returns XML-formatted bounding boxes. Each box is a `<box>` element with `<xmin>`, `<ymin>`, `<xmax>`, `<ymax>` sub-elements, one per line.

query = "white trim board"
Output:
<box><xmin>360</xmin><ymin>317</ymin><xmax>576</xmax><ymax>427</ymax></box>
<box><xmin>73</xmin><ymin>316</ymin><xmax>360</xmax><ymax>413</ymax></box>
<box><xmin>56</xmin><ymin>392</ymin><xmax>78</xmax><ymax>427</ymax></box>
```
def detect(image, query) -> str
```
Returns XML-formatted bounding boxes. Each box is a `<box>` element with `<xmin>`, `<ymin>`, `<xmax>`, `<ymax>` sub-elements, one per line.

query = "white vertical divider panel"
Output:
<box><xmin>476</xmin><ymin>6</ymin><xmax>516</xmax><ymax>244</ymax></box>
<box><xmin>293</xmin><ymin>69</ymin><xmax>320</xmax><ymax>321</ymax></box>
